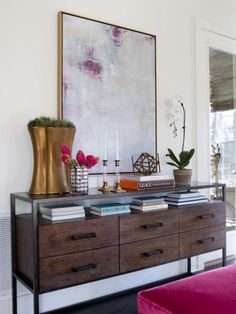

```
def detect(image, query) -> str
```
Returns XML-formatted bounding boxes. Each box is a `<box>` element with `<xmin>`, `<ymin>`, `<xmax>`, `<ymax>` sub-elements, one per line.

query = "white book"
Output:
<box><xmin>43</xmin><ymin>213</ymin><xmax>86</xmax><ymax>220</ymax></box>
<box><xmin>122</xmin><ymin>174</ymin><xmax>171</xmax><ymax>182</ymax></box>
<box><xmin>166</xmin><ymin>191</ymin><xmax>201</xmax><ymax>199</ymax></box>
<box><xmin>40</xmin><ymin>204</ymin><xmax>84</xmax><ymax>216</ymax></box>
<box><xmin>42</xmin><ymin>213</ymin><xmax>85</xmax><ymax>221</ymax></box>
<box><xmin>166</xmin><ymin>199</ymin><xmax>209</xmax><ymax>206</ymax></box>
<box><xmin>130</xmin><ymin>203</ymin><xmax>168</xmax><ymax>211</ymax></box>
<box><xmin>90</xmin><ymin>209</ymin><xmax>130</xmax><ymax>216</ymax></box>
<box><xmin>165</xmin><ymin>196</ymin><xmax>208</xmax><ymax>203</ymax></box>
<box><xmin>132</xmin><ymin>196</ymin><xmax>165</xmax><ymax>206</ymax></box>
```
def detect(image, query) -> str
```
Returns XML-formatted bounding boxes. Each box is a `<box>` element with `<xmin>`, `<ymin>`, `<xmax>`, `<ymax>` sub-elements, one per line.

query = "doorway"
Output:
<box><xmin>196</xmin><ymin>20</ymin><xmax>236</xmax><ymax>266</ymax></box>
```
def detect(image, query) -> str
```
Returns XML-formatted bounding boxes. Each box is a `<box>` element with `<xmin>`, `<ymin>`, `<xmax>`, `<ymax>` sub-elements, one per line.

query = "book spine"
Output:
<box><xmin>120</xmin><ymin>179</ymin><xmax>174</xmax><ymax>190</ymax></box>
<box><xmin>139</xmin><ymin>176</ymin><xmax>170</xmax><ymax>181</ymax></box>
<box><xmin>138</xmin><ymin>181</ymin><xmax>174</xmax><ymax>188</ymax></box>
<box><xmin>131</xmin><ymin>204</ymin><xmax>168</xmax><ymax>210</ymax></box>
<box><xmin>133</xmin><ymin>200</ymin><xmax>165</xmax><ymax>206</ymax></box>
<box><xmin>90</xmin><ymin>210</ymin><xmax>130</xmax><ymax>216</ymax></box>
<box><xmin>90</xmin><ymin>205</ymin><xmax>130</xmax><ymax>212</ymax></box>
<box><xmin>41</xmin><ymin>207</ymin><xmax>84</xmax><ymax>215</ymax></box>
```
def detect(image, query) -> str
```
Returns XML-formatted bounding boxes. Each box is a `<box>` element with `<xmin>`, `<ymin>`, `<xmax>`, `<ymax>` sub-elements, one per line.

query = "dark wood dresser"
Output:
<box><xmin>11</xmin><ymin>182</ymin><xmax>226</xmax><ymax>314</ymax></box>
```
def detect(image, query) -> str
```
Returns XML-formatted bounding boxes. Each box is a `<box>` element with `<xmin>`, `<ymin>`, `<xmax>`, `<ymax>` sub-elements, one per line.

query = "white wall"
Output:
<box><xmin>1</xmin><ymin>0</ymin><xmax>236</xmax><ymax>313</ymax></box>
<box><xmin>1</xmin><ymin>0</ymin><xmax>236</xmax><ymax>212</ymax></box>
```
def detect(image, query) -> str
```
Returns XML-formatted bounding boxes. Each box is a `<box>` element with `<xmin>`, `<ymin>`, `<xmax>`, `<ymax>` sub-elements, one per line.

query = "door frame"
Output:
<box><xmin>195</xmin><ymin>20</ymin><xmax>236</xmax><ymax>268</ymax></box>
<box><xmin>195</xmin><ymin>19</ymin><xmax>236</xmax><ymax>182</ymax></box>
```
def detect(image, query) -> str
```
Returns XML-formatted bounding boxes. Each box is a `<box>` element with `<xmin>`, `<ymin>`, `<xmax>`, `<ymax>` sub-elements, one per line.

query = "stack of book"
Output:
<box><xmin>120</xmin><ymin>174</ymin><xmax>175</xmax><ymax>191</ymax></box>
<box><xmin>165</xmin><ymin>191</ymin><xmax>209</xmax><ymax>206</ymax></box>
<box><xmin>40</xmin><ymin>203</ymin><xmax>85</xmax><ymax>221</ymax></box>
<box><xmin>89</xmin><ymin>203</ymin><xmax>130</xmax><ymax>216</ymax></box>
<box><xmin>130</xmin><ymin>196</ymin><xmax>168</xmax><ymax>212</ymax></box>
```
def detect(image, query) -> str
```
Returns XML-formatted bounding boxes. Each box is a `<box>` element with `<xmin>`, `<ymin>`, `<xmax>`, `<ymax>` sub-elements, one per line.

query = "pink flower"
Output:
<box><xmin>61</xmin><ymin>145</ymin><xmax>71</xmax><ymax>155</ymax></box>
<box><xmin>76</xmin><ymin>150</ymin><xmax>86</xmax><ymax>165</ymax></box>
<box><xmin>85</xmin><ymin>155</ymin><xmax>99</xmax><ymax>168</ymax></box>
<box><xmin>61</xmin><ymin>146</ymin><xmax>99</xmax><ymax>170</ymax></box>
<box><xmin>61</xmin><ymin>154</ymin><xmax>72</xmax><ymax>166</ymax></box>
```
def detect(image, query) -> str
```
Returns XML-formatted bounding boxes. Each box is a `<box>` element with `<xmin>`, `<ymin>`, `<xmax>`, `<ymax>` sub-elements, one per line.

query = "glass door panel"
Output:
<box><xmin>209</xmin><ymin>47</ymin><xmax>236</xmax><ymax>233</ymax></box>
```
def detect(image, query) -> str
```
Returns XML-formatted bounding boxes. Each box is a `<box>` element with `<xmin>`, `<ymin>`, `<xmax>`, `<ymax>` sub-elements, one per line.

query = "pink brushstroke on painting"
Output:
<box><xmin>79</xmin><ymin>59</ymin><xmax>103</xmax><ymax>80</ymax></box>
<box><xmin>79</xmin><ymin>46</ymin><xmax>103</xmax><ymax>80</ymax></box>
<box><xmin>112</xmin><ymin>27</ymin><xmax>123</xmax><ymax>47</ymax></box>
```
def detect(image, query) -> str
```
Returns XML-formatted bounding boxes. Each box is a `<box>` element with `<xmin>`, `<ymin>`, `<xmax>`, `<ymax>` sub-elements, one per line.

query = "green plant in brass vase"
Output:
<box><xmin>28</xmin><ymin>116</ymin><xmax>76</xmax><ymax>195</ymax></box>
<box><xmin>166</xmin><ymin>101</ymin><xmax>195</xmax><ymax>186</ymax></box>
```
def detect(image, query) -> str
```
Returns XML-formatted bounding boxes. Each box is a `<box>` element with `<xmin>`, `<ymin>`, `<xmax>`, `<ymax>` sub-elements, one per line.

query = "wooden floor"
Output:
<box><xmin>62</xmin><ymin>292</ymin><xmax>138</xmax><ymax>314</ymax></box>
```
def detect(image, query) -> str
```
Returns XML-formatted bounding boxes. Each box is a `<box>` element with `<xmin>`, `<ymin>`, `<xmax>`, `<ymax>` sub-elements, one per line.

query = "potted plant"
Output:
<box><xmin>61</xmin><ymin>145</ymin><xmax>99</xmax><ymax>194</ymax></box>
<box><xmin>28</xmin><ymin>116</ymin><xmax>76</xmax><ymax>194</ymax></box>
<box><xmin>166</xmin><ymin>101</ymin><xmax>195</xmax><ymax>186</ymax></box>
<box><xmin>166</xmin><ymin>148</ymin><xmax>195</xmax><ymax>186</ymax></box>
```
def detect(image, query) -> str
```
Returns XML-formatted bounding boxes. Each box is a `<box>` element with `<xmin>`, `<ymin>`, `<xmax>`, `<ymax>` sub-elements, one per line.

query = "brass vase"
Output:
<box><xmin>28</xmin><ymin>127</ymin><xmax>75</xmax><ymax>194</ymax></box>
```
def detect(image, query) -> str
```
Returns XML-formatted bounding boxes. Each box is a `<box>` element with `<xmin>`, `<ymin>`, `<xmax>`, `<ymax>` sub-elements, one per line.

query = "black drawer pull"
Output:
<box><xmin>198</xmin><ymin>237</ymin><xmax>215</xmax><ymax>244</ymax></box>
<box><xmin>143</xmin><ymin>249</ymin><xmax>163</xmax><ymax>257</ymax></box>
<box><xmin>71</xmin><ymin>232</ymin><xmax>96</xmax><ymax>240</ymax></box>
<box><xmin>71</xmin><ymin>263</ymin><xmax>97</xmax><ymax>273</ymax></box>
<box><xmin>142</xmin><ymin>222</ymin><xmax>163</xmax><ymax>229</ymax></box>
<box><xmin>197</xmin><ymin>213</ymin><xmax>214</xmax><ymax>219</ymax></box>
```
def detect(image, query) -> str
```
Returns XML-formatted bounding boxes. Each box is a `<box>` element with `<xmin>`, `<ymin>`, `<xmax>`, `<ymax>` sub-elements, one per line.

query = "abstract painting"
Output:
<box><xmin>58</xmin><ymin>12</ymin><xmax>157</xmax><ymax>173</ymax></box>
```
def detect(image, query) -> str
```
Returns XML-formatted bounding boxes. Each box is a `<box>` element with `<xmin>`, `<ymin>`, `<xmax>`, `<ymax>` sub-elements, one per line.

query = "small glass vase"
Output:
<box><xmin>70</xmin><ymin>167</ymin><xmax>88</xmax><ymax>194</ymax></box>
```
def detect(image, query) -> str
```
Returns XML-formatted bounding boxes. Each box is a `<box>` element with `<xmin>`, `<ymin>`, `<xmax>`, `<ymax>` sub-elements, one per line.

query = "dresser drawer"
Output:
<box><xmin>120</xmin><ymin>234</ymin><xmax>178</xmax><ymax>273</ymax></box>
<box><xmin>39</xmin><ymin>217</ymin><xmax>119</xmax><ymax>258</ymax></box>
<box><xmin>179</xmin><ymin>225</ymin><xmax>226</xmax><ymax>258</ymax></box>
<box><xmin>179</xmin><ymin>202</ymin><xmax>225</xmax><ymax>232</ymax></box>
<box><xmin>39</xmin><ymin>246</ymin><xmax>119</xmax><ymax>292</ymax></box>
<box><xmin>120</xmin><ymin>209</ymin><xmax>178</xmax><ymax>244</ymax></box>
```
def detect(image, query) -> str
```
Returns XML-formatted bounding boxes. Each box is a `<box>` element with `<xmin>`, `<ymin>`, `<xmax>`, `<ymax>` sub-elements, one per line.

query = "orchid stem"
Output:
<box><xmin>181</xmin><ymin>103</ymin><xmax>186</xmax><ymax>152</ymax></box>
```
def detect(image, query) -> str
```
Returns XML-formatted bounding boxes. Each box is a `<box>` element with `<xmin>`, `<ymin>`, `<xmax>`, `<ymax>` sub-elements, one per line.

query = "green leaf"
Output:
<box><xmin>166</xmin><ymin>162</ymin><xmax>180</xmax><ymax>168</ymax></box>
<box><xmin>166</xmin><ymin>148</ymin><xmax>180</xmax><ymax>166</ymax></box>
<box><xmin>179</xmin><ymin>151</ymin><xmax>189</xmax><ymax>165</ymax></box>
<box><xmin>166</xmin><ymin>148</ymin><xmax>195</xmax><ymax>169</ymax></box>
<box><xmin>187</xmin><ymin>149</ymin><xmax>195</xmax><ymax>160</ymax></box>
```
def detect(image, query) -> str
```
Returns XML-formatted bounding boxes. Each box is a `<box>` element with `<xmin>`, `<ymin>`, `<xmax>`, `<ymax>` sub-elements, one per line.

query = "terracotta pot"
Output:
<box><xmin>173</xmin><ymin>169</ymin><xmax>192</xmax><ymax>187</ymax></box>
<box><xmin>28</xmin><ymin>127</ymin><xmax>75</xmax><ymax>194</ymax></box>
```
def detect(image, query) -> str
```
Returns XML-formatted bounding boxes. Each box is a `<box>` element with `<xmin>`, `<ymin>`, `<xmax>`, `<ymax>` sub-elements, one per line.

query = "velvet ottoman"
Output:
<box><xmin>138</xmin><ymin>264</ymin><xmax>236</xmax><ymax>314</ymax></box>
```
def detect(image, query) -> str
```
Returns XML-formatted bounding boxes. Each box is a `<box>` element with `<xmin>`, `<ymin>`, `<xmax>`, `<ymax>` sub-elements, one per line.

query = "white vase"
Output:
<box><xmin>70</xmin><ymin>167</ymin><xmax>88</xmax><ymax>194</ymax></box>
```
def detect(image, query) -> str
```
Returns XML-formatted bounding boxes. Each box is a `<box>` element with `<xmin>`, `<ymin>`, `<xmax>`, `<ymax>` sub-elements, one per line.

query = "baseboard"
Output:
<box><xmin>0</xmin><ymin>289</ymin><xmax>32</xmax><ymax>314</ymax></box>
<box><xmin>205</xmin><ymin>254</ymin><xmax>236</xmax><ymax>268</ymax></box>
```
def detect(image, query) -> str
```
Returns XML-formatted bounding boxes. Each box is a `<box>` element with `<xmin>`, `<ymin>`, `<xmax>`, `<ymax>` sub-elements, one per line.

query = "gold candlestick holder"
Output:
<box><xmin>111</xmin><ymin>160</ymin><xmax>126</xmax><ymax>193</ymax></box>
<box><xmin>98</xmin><ymin>160</ymin><xmax>112</xmax><ymax>193</ymax></box>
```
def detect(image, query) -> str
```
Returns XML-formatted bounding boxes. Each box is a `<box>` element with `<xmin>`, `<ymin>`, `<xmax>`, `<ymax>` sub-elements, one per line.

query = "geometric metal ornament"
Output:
<box><xmin>132</xmin><ymin>152</ymin><xmax>160</xmax><ymax>176</ymax></box>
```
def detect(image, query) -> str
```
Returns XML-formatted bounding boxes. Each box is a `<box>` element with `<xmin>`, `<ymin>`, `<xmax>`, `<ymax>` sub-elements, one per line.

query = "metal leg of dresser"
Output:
<box><xmin>187</xmin><ymin>257</ymin><xmax>191</xmax><ymax>274</ymax></box>
<box><xmin>32</xmin><ymin>203</ymin><xmax>40</xmax><ymax>314</ymax></box>
<box><xmin>12</xmin><ymin>276</ymin><xmax>17</xmax><ymax>314</ymax></box>
<box><xmin>33</xmin><ymin>292</ymin><xmax>39</xmax><ymax>314</ymax></box>
<box><xmin>222</xmin><ymin>247</ymin><xmax>227</xmax><ymax>267</ymax></box>
<box><xmin>11</xmin><ymin>195</ymin><xmax>17</xmax><ymax>314</ymax></box>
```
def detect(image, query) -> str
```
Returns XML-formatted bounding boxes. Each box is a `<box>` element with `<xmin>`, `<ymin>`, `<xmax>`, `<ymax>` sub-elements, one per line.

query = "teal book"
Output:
<box><xmin>90</xmin><ymin>203</ymin><xmax>130</xmax><ymax>212</ymax></box>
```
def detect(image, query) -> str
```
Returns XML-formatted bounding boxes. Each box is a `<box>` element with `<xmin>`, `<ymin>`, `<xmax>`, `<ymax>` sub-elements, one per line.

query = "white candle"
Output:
<box><xmin>115</xmin><ymin>129</ymin><xmax>119</xmax><ymax>160</ymax></box>
<box><xmin>104</xmin><ymin>131</ymin><xmax>107</xmax><ymax>160</ymax></box>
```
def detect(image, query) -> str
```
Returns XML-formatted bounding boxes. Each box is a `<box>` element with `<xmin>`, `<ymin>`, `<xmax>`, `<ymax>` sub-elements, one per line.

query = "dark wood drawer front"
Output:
<box><xmin>120</xmin><ymin>235</ymin><xmax>178</xmax><ymax>273</ymax></box>
<box><xmin>180</xmin><ymin>225</ymin><xmax>226</xmax><ymax>258</ymax></box>
<box><xmin>40</xmin><ymin>246</ymin><xmax>119</xmax><ymax>292</ymax></box>
<box><xmin>179</xmin><ymin>202</ymin><xmax>225</xmax><ymax>232</ymax></box>
<box><xmin>39</xmin><ymin>217</ymin><xmax>119</xmax><ymax>258</ymax></box>
<box><xmin>120</xmin><ymin>209</ymin><xmax>178</xmax><ymax>244</ymax></box>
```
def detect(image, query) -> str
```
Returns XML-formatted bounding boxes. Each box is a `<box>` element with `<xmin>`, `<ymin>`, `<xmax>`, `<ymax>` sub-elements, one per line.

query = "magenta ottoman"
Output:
<box><xmin>138</xmin><ymin>264</ymin><xmax>236</xmax><ymax>314</ymax></box>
